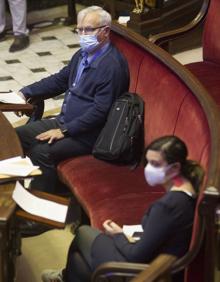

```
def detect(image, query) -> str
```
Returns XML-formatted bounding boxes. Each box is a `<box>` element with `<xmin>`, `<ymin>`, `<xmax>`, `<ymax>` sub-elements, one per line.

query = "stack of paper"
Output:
<box><xmin>13</xmin><ymin>181</ymin><xmax>68</xmax><ymax>223</ymax></box>
<box><xmin>123</xmin><ymin>224</ymin><xmax>143</xmax><ymax>241</ymax></box>
<box><xmin>0</xmin><ymin>91</ymin><xmax>25</xmax><ymax>104</ymax></box>
<box><xmin>0</xmin><ymin>156</ymin><xmax>39</xmax><ymax>177</ymax></box>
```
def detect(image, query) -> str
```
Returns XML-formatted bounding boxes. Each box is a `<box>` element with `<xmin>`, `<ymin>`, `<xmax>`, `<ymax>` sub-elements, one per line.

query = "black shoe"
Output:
<box><xmin>9</xmin><ymin>34</ymin><xmax>29</xmax><ymax>52</ymax></box>
<box><xmin>18</xmin><ymin>219</ymin><xmax>53</xmax><ymax>238</ymax></box>
<box><xmin>0</xmin><ymin>30</ymin><xmax>6</xmax><ymax>42</ymax></box>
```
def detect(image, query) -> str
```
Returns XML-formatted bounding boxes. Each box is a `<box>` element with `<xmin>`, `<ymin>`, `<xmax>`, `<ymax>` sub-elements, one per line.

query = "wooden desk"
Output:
<box><xmin>0</xmin><ymin>92</ymin><xmax>33</xmax><ymax>116</ymax></box>
<box><xmin>0</xmin><ymin>103</ymin><xmax>33</xmax><ymax>115</ymax></box>
<box><xmin>0</xmin><ymin>111</ymin><xmax>23</xmax><ymax>282</ymax></box>
<box><xmin>0</xmin><ymin>183</ymin><xmax>18</xmax><ymax>282</ymax></box>
<box><xmin>0</xmin><ymin>111</ymin><xmax>70</xmax><ymax>281</ymax></box>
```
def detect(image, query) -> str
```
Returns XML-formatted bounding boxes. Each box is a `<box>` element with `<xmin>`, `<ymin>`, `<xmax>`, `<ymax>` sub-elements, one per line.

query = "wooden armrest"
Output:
<box><xmin>0</xmin><ymin>103</ymin><xmax>33</xmax><ymax>114</ymax></box>
<box><xmin>16</xmin><ymin>191</ymin><xmax>70</xmax><ymax>229</ymax></box>
<box><xmin>131</xmin><ymin>254</ymin><xmax>177</xmax><ymax>282</ymax></box>
<box><xmin>149</xmin><ymin>0</ymin><xmax>209</xmax><ymax>46</ymax></box>
<box><xmin>92</xmin><ymin>254</ymin><xmax>177</xmax><ymax>282</ymax></box>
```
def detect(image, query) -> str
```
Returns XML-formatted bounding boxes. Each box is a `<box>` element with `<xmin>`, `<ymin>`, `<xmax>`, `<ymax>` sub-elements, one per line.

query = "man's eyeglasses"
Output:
<box><xmin>75</xmin><ymin>25</ymin><xmax>107</xmax><ymax>34</ymax></box>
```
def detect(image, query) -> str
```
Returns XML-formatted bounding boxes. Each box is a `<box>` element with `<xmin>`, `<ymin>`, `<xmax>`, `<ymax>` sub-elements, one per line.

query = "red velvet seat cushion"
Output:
<box><xmin>111</xmin><ymin>32</ymin><xmax>145</xmax><ymax>92</ymax></box>
<box><xmin>186</xmin><ymin>62</ymin><xmax>220</xmax><ymax>105</ymax></box>
<box><xmin>58</xmin><ymin>155</ymin><xmax>165</xmax><ymax>228</ymax></box>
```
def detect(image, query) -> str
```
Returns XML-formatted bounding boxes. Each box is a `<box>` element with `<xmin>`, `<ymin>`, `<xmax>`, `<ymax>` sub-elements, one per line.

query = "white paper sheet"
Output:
<box><xmin>123</xmin><ymin>224</ymin><xmax>143</xmax><ymax>237</ymax></box>
<box><xmin>0</xmin><ymin>91</ymin><xmax>26</xmax><ymax>104</ymax></box>
<box><xmin>12</xmin><ymin>181</ymin><xmax>68</xmax><ymax>223</ymax></box>
<box><xmin>0</xmin><ymin>156</ymin><xmax>39</xmax><ymax>176</ymax></box>
<box><xmin>118</xmin><ymin>16</ymin><xmax>130</xmax><ymax>24</ymax></box>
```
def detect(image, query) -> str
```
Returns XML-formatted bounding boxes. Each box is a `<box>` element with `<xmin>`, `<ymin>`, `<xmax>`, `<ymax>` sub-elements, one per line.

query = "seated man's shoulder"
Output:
<box><xmin>105</xmin><ymin>45</ymin><xmax>128</xmax><ymax>66</ymax></box>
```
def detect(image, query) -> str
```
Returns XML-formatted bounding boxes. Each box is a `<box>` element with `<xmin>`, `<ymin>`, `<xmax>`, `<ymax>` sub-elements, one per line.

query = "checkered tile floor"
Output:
<box><xmin>0</xmin><ymin>29</ymin><xmax>80</xmax><ymax>86</ymax></box>
<box><xmin>0</xmin><ymin>6</ymin><xmax>83</xmax><ymax>124</ymax></box>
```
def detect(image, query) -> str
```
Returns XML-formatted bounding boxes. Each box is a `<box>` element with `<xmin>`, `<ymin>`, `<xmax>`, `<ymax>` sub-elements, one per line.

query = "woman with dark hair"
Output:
<box><xmin>143</xmin><ymin>135</ymin><xmax>204</xmax><ymax>194</ymax></box>
<box><xmin>42</xmin><ymin>135</ymin><xmax>204</xmax><ymax>282</ymax></box>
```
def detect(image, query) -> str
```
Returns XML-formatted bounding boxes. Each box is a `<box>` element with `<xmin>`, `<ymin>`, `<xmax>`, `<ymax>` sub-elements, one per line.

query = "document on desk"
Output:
<box><xmin>0</xmin><ymin>156</ymin><xmax>39</xmax><ymax>177</ymax></box>
<box><xmin>13</xmin><ymin>181</ymin><xmax>68</xmax><ymax>223</ymax></box>
<box><xmin>0</xmin><ymin>91</ymin><xmax>25</xmax><ymax>104</ymax></box>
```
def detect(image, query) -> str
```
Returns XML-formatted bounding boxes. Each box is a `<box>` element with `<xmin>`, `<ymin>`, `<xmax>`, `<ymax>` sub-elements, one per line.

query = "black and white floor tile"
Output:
<box><xmin>0</xmin><ymin>22</ymin><xmax>81</xmax><ymax>123</ymax></box>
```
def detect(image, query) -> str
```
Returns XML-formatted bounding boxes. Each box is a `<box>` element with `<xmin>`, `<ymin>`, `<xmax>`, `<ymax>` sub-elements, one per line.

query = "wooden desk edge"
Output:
<box><xmin>0</xmin><ymin>168</ymin><xmax>42</xmax><ymax>180</ymax></box>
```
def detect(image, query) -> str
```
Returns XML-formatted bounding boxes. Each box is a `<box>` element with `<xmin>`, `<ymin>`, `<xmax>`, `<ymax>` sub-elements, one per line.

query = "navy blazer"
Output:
<box><xmin>21</xmin><ymin>44</ymin><xmax>130</xmax><ymax>144</ymax></box>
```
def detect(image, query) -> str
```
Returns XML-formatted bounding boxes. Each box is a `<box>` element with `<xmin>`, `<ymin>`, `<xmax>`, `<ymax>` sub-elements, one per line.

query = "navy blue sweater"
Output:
<box><xmin>91</xmin><ymin>191</ymin><xmax>196</xmax><ymax>269</ymax></box>
<box><xmin>21</xmin><ymin>44</ymin><xmax>130</xmax><ymax>144</ymax></box>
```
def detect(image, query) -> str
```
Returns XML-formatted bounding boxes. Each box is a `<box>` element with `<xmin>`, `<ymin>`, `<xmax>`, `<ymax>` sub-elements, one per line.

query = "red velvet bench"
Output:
<box><xmin>149</xmin><ymin>0</ymin><xmax>220</xmax><ymax>108</ymax></box>
<box><xmin>58</xmin><ymin>23</ymin><xmax>220</xmax><ymax>282</ymax></box>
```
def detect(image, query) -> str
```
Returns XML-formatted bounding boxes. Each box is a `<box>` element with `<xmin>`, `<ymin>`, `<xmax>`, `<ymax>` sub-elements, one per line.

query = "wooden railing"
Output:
<box><xmin>149</xmin><ymin>0</ymin><xmax>210</xmax><ymax>47</ymax></box>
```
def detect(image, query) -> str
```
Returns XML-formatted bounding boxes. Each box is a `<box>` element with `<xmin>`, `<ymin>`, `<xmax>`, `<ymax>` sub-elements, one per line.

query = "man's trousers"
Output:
<box><xmin>16</xmin><ymin>118</ymin><xmax>92</xmax><ymax>193</ymax></box>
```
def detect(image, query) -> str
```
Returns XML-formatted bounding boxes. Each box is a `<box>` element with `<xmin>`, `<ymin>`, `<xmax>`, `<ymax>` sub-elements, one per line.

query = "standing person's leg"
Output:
<box><xmin>7</xmin><ymin>0</ymin><xmax>29</xmax><ymax>52</ymax></box>
<box><xmin>8</xmin><ymin>0</ymin><xmax>28</xmax><ymax>35</ymax></box>
<box><xmin>0</xmin><ymin>0</ymin><xmax>6</xmax><ymax>38</ymax></box>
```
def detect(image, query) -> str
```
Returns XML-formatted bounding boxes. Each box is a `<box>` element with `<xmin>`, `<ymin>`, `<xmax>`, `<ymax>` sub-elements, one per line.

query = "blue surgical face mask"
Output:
<box><xmin>79</xmin><ymin>34</ymin><xmax>99</xmax><ymax>53</ymax></box>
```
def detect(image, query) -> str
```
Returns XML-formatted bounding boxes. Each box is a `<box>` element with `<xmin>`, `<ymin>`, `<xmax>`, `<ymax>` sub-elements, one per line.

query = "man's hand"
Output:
<box><xmin>36</xmin><ymin>129</ymin><xmax>65</xmax><ymax>144</ymax></box>
<box><xmin>103</xmin><ymin>219</ymin><xmax>123</xmax><ymax>236</ymax></box>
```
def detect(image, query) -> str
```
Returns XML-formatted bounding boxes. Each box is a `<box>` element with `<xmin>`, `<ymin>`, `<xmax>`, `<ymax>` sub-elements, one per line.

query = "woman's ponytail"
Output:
<box><xmin>181</xmin><ymin>160</ymin><xmax>204</xmax><ymax>193</ymax></box>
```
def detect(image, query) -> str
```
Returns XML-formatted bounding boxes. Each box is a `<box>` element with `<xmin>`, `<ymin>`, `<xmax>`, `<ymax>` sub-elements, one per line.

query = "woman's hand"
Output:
<box><xmin>103</xmin><ymin>219</ymin><xmax>123</xmax><ymax>236</ymax></box>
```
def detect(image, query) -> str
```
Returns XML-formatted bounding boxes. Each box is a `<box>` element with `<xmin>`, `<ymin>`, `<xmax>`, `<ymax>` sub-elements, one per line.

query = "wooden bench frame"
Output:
<box><xmin>149</xmin><ymin>0</ymin><xmax>210</xmax><ymax>50</ymax></box>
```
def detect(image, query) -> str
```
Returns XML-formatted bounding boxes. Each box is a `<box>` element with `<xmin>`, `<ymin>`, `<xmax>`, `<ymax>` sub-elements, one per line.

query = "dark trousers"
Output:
<box><xmin>15</xmin><ymin>119</ymin><xmax>92</xmax><ymax>193</ymax></box>
<box><xmin>64</xmin><ymin>225</ymin><xmax>100</xmax><ymax>282</ymax></box>
<box><xmin>64</xmin><ymin>226</ymin><xmax>184</xmax><ymax>282</ymax></box>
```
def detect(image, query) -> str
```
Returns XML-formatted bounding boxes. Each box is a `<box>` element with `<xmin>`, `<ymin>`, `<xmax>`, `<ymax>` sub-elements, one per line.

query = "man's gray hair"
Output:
<box><xmin>77</xmin><ymin>6</ymin><xmax>102</xmax><ymax>24</ymax></box>
<box><xmin>77</xmin><ymin>6</ymin><xmax>112</xmax><ymax>27</ymax></box>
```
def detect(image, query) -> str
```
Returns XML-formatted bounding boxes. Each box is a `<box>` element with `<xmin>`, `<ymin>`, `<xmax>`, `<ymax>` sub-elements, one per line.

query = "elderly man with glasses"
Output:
<box><xmin>15</xmin><ymin>6</ymin><xmax>130</xmax><ymax>197</ymax></box>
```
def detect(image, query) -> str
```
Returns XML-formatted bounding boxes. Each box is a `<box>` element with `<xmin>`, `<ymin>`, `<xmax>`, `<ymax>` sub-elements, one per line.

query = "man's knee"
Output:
<box><xmin>15</xmin><ymin>124</ymin><xmax>25</xmax><ymax>139</ymax></box>
<box><xmin>15</xmin><ymin>124</ymin><xmax>32</xmax><ymax>151</ymax></box>
<box><xmin>15</xmin><ymin>123</ymin><xmax>36</xmax><ymax>143</ymax></box>
<box><xmin>28</xmin><ymin>143</ymin><xmax>53</xmax><ymax>167</ymax></box>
